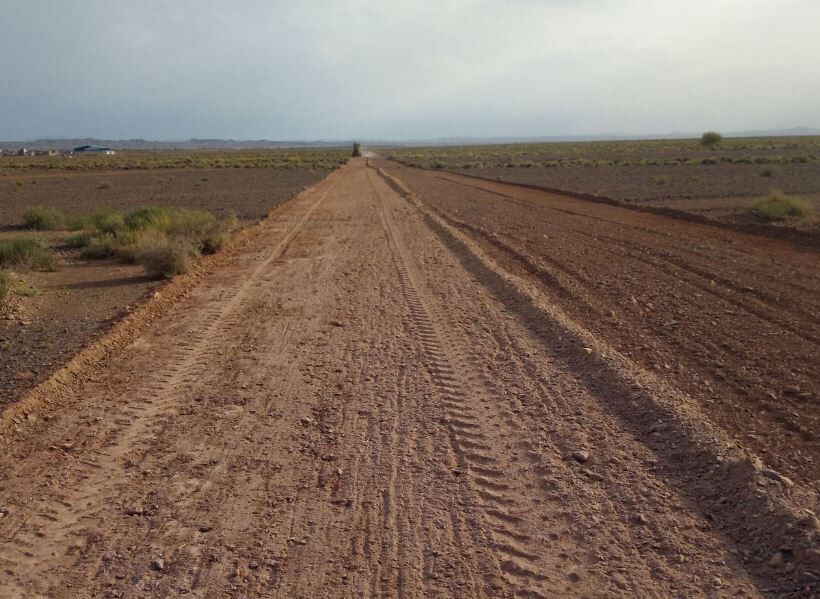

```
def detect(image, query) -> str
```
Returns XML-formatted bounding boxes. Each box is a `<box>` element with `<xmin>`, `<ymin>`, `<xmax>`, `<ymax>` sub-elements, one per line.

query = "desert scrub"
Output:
<box><xmin>22</xmin><ymin>207</ymin><xmax>66</xmax><ymax>230</ymax></box>
<box><xmin>125</xmin><ymin>207</ymin><xmax>238</xmax><ymax>254</ymax></box>
<box><xmin>759</xmin><ymin>167</ymin><xmax>779</xmax><ymax>178</ymax></box>
<box><xmin>0</xmin><ymin>236</ymin><xmax>56</xmax><ymax>270</ymax></box>
<box><xmin>69</xmin><ymin>206</ymin><xmax>238</xmax><ymax>277</ymax></box>
<box><xmin>132</xmin><ymin>231</ymin><xmax>197</xmax><ymax>278</ymax></box>
<box><xmin>752</xmin><ymin>191</ymin><xmax>812</xmax><ymax>221</ymax></box>
<box><xmin>700</xmin><ymin>131</ymin><xmax>723</xmax><ymax>147</ymax></box>
<box><xmin>69</xmin><ymin>209</ymin><xmax>125</xmax><ymax>234</ymax></box>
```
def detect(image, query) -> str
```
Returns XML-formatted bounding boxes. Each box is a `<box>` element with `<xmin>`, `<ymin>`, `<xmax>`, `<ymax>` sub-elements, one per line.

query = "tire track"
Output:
<box><xmin>369</xmin><ymin>168</ymin><xmax>557</xmax><ymax>597</ymax></box>
<box><xmin>0</xmin><ymin>178</ymin><xmax>337</xmax><ymax>597</ymax></box>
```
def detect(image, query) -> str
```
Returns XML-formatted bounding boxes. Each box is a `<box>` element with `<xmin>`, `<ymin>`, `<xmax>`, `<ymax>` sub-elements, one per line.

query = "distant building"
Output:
<box><xmin>73</xmin><ymin>145</ymin><xmax>116</xmax><ymax>155</ymax></box>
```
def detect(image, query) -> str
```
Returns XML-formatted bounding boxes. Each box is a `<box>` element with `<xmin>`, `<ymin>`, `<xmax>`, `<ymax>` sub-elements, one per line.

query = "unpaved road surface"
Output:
<box><xmin>0</xmin><ymin>159</ymin><xmax>817</xmax><ymax>598</ymax></box>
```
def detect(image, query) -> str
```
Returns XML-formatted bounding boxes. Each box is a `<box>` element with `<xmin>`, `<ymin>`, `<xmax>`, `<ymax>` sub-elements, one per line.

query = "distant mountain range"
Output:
<box><xmin>0</xmin><ymin>138</ymin><xmax>351</xmax><ymax>151</ymax></box>
<box><xmin>2</xmin><ymin>127</ymin><xmax>818</xmax><ymax>150</ymax></box>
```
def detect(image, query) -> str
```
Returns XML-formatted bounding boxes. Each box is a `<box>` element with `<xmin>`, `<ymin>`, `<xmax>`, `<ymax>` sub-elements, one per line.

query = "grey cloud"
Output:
<box><xmin>0</xmin><ymin>0</ymin><xmax>818</xmax><ymax>140</ymax></box>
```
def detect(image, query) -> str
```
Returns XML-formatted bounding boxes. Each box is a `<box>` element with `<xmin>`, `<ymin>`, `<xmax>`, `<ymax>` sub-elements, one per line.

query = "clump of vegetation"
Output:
<box><xmin>69</xmin><ymin>209</ymin><xmax>125</xmax><ymax>234</ymax></box>
<box><xmin>67</xmin><ymin>206</ymin><xmax>238</xmax><ymax>278</ymax></box>
<box><xmin>132</xmin><ymin>231</ymin><xmax>198</xmax><ymax>278</ymax></box>
<box><xmin>759</xmin><ymin>166</ymin><xmax>779</xmax><ymax>178</ymax></box>
<box><xmin>22</xmin><ymin>207</ymin><xmax>66</xmax><ymax>230</ymax></box>
<box><xmin>96</xmin><ymin>182</ymin><xmax>112</xmax><ymax>190</ymax></box>
<box><xmin>0</xmin><ymin>236</ymin><xmax>56</xmax><ymax>270</ymax></box>
<box><xmin>701</xmin><ymin>131</ymin><xmax>723</xmax><ymax>147</ymax></box>
<box><xmin>751</xmin><ymin>190</ymin><xmax>812</xmax><ymax>221</ymax></box>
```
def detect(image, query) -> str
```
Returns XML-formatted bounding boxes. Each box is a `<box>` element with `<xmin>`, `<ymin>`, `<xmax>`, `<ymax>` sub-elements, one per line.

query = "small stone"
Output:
<box><xmin>151</xmin><ymin>557</ymin><xmax>165</xmax><ymax>571</ymax></box>
<box><xmin>783</xmin><ymin>386</ymin><xmax>801</xmax><ymax>396</ymax></box>
<box><xmin>767</xmin><ymin>552</ymin><xmax>785</xmax><ymax>569</ymax></box>
<box><xmin>571</xmin><ymin>450</ymin><xmax>589</xmax><ymax>463</ymax></box>
<box><xmin>630</xmin><ymin>513</ymin><xmax>648</xmax><ymax>525</ymax></box>
<box><xmin>249</xmin><ymin>561</ymin><xmax>259</xmax><ymax>570</ymax></box>
<box><xmin>582</xmin><ymin>469</ymin><xmax>604</xmax><ymax>482</ymax></box>
<box><xmin>761</xmin><ymin>468</ymin><xmax>794</xmax><ymax>487</ymax></box>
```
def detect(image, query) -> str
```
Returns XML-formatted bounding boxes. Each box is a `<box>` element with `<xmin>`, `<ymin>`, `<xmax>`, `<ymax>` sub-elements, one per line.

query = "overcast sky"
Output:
<box><xmin>1</xmin><ymin>0</ymin><xmax>818</xmax><ymax>140</ymax></box>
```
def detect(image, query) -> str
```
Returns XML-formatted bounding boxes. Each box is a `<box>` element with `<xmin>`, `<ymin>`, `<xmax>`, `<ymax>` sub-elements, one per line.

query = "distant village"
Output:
<box><xmin>0</xmin><ymin>145</ymin><xmax>116</xmax><ymax>157</ymax></box>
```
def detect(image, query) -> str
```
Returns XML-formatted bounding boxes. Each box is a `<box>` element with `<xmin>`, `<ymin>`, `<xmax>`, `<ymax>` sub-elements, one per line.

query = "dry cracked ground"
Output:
<box><xmin>0</xmin><ymin>159</ymin><xmax>817</xmax><ymax>598</ymax></box>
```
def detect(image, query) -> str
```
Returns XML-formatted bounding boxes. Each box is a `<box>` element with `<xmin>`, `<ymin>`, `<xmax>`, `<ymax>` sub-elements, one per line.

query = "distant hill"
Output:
<box><xmin>1</xmin><ymin>128</ymin><xmax>818</xmax><ymax>150</ymax></box>
<box><xmin>0</xmin><ymin>138</ymin><xmax>352</xmax><ymax>151</ymax></box>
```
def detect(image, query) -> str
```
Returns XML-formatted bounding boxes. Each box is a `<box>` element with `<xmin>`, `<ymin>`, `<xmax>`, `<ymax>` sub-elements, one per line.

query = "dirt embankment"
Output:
<box><xmin>0</xmin><ymin>160</ymin><xmax>816</xmax><ymax>597</ymax></box>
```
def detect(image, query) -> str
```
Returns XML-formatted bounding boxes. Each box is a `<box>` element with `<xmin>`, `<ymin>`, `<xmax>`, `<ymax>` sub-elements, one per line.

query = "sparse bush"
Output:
<box><xmin>0</xmin><ymin>236</ymin><xmax>56</xmax><ymax>270</ymax></box>
<box><xmin>701</xmin><ymin>131</ymin><xmax>723</xmax><ymax>147</ymax></box>
<box><xmin>752</xmin><ymin>190</ymin><xmax>812</xmax><ymax>221</ymax></box>
<box><xmin>63</xmin><ymin>231</ymin><xmax>95</xmax><ymax>249</ymax></box>
<box><xmin>79</xmin><ymin>235</ymin><xmax>118</xmax><ymax>259</ymax></box>
<box><xmin>96</xmin><ymin>182</ymin><xmax>112</xmax><ymax>190</ymax></box>
<box><xmin>68</xmin><ymin>206</ymin><xmax>238</xmax><ymax>275</ymax></box>
<box><xmin>132</xmin><ymin>231</ymin><xmax>197</xmax><ymax>278</ymax></box>
<box><xmin>22</xmin><ymin>207</ymin><xmax>65</xmax><ymax>230</ymax></box>
<box><xmin>69</xmin><ymin>209</ymin><xmax>124</xmax><ymax>233</ymax></box>
<box><xmin>653</xmin><ymin>175</ymin><xmax>670</xmax><ymax>185</ymax></box>
<box><xmin>125</xmin><ymin>206</ymin><xmax>236</xmax><ymax>254</ymax></box>
<box><xmin>759</xmin><ymin>167</ymin><xmax>778</xmax><ymax>178</ymax></box>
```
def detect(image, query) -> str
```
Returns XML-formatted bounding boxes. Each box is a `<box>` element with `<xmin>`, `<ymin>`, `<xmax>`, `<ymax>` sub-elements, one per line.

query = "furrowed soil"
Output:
<box><xmin>0</xmin><ymin>159</ymin><xmax>817</xmax><ymax>598</ymax></box>
<box><xmin>0</xmin><ymin>167</ymin><xmax>334</xmax><ymax>225</ymax></box>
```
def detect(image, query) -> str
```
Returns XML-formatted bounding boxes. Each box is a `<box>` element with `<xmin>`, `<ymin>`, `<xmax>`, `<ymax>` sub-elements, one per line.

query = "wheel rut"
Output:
<box><xmin>369</xmin><ymin>167</ymin><xmax>568</xmax><ymax>598</ymax></box>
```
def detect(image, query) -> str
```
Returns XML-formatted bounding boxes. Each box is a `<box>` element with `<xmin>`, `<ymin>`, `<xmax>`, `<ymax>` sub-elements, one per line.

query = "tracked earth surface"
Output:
<box><xmin>0</xmin><ymin>159</ymin><xmax>817</xmax><ymax>598</ymax></box>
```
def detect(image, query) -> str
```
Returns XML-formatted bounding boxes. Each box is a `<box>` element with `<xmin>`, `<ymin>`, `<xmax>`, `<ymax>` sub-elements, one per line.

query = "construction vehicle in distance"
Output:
<box><xmin>352</xmin><ymin>142</ymin><xmax>362</xmax><ymax>157</ymax></box>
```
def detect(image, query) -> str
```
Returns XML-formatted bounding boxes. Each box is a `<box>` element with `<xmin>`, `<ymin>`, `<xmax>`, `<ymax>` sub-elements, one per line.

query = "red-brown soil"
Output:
<box><xmin>462</xmin><ymin>162</ymin><xmax>820</xmax><ymax>202</ymax></box>
<box><xmin>453</xmin><ymin>164</ymin><xmax>820</xmax><ymax>232</ymax></box>
<box><xmin>0</xmin><ymin>167</ymin><xmax>333</xmax><ymax>226</ymax></box>
<box><xmin>0</xmin><ymin>160</ymin><xmax>816</xmax><ymax>597</ymax></box>
<box><xmin>380</xmin><ymin>161</ymin><xmax>819</xmax><ymax>484</ymax></box>
<box><xmin>0</xmin><ymin>167</ymin><xmax>333</xmax><ymax>410</ymax></box>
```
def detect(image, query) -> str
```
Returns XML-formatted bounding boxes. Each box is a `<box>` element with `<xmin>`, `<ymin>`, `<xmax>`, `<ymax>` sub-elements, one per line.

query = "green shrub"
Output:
<box><xmin>68</xmin><ymin>209</ymin><xmax>125</xmax><ymax>233</ymax></box>
<box><xmin>22</xmin><ymin>207</ymin><xmax>65</xmax><ymax>230</ymax></box>
<box><xmin>70</xmin><ymin>206</ymin><xmax>237</xmax><ymax>275</ymax></box>
<box><xmin>124</xmin><ymin>206</ymin><xmax>236</xmax><ymax>254</ymax></box>
<box><xmin>701</xmin><ymin>131</ymin><xmax>723</xmax><ymax>147</ymax></box>
<box><xmin>752</xmin><ymin>191</ymin><xmax>812</xmax><ymax>221</ymax></box>
<box><xmin>0</xmin><ymin>236</ymin><xmax>56</xmax><ymax>270</ymax></box>
<box><xmin>123</xmin><ymin>206</ymin><xmax>174</xmax><ymax>231</ymax></box>
<box><xmin>63</xmin><ymin>231</ymin><xmax>95</xmax><ymax>249</ymax></box>
<box><xmin>80</xmin><ymin>235</ymin><xmax>118</xmax><ymax>259</ymax></box>
<box><xmin>133</xmin><ymin>231</ymin><xmax>197</xmax><ymax>278</ymax></box>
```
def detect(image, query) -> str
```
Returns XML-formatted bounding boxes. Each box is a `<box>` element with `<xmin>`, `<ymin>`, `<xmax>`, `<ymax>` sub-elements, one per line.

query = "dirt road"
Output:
<box><xmin>0</xmin><ymin>159</ymin><xmax>817</xmax><ymax>598</ymax></box>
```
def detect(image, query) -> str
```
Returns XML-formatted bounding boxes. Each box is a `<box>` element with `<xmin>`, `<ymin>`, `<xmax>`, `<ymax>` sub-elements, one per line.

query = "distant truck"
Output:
<box><xmin>352</xmin><ymin>143</ymin><xmax>362</xmax><ymax>157</ymax></box>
